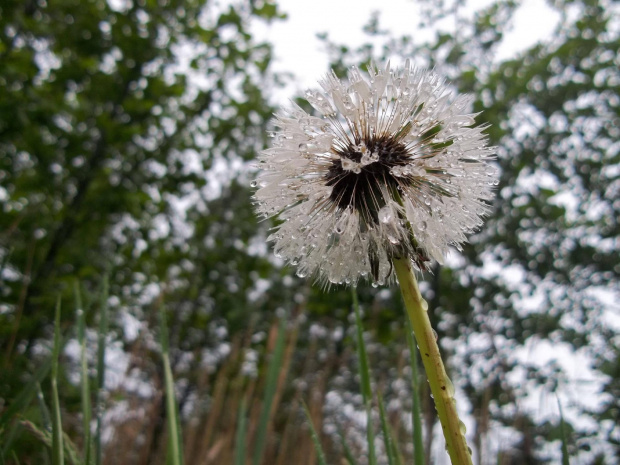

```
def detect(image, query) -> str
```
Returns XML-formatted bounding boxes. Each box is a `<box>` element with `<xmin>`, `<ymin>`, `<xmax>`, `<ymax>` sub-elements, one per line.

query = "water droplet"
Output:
<box><xmin>378</xmin><ymin>206</ymin><xmax>393</xmax><ymax>224</ymax></box>
<box><xmin>459</xmin><ymin>420</ymin><xmax>467</xmax><ymax>435</ymax></box>
<box><xmin>432</xmin><ymin>329</ymin><xmax>438</xmax><ymax>341</ymax></box>
<box><xmin>391</xmin><ymin>166</ymin><xmax>403</xmax><ymax>177</ymax></box>
<box><xmin>250</xmin><ymin>180</ymin><xmax>258</xmax><ymax>187</ymax></box>
<box><xmin>444</xmin><ymin>377</ymin><xmax>455</xmax><ymax>397</ymax></box>
<box><xmin>420</xmin><ymin>299</ymin><xmax>429</xmax><ymax>311</ymax></box>
<box><xmin>388</xmin><ymin>235</ymin><xmax>399</xmax><ymax>244</ymax></box>
<box><xmin>372</xmin><ymin>281</ymin><xmax>379</xmax><ymax>288</ymax></box>
<box><xmin>419</xmin><ymin>221</ymin><xmax>427</xmax><ymax>231</ymax></box>
<box><xmin>296</xmin><ymin>269</ymin><xmax>307</xmax><ymax>278</ymax></box>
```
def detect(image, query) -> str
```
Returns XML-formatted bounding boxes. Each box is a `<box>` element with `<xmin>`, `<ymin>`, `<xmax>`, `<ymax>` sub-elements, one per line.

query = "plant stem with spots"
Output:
<box><xmin>393</xmin><ymin>257</ymin><xmax>472</xmax><ymax>465</ymax></box>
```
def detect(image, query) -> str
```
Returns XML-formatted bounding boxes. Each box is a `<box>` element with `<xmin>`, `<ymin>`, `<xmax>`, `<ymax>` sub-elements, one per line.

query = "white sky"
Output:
<box><xmin>256</xmin><ymin>0</ymin><xmax>561</xmax><ymax>99</ymax></box>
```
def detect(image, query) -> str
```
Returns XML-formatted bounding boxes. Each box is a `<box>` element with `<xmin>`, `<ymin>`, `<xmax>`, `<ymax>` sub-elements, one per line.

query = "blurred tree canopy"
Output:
<box><xmin>1</xmin><ymin>0</ymin><xmax>287</xmax><ymax>438</ymax></box>
<box><xmin>1</xmin><ymin>0</ymin><xmax>618</xmax><ymax>463</ymax></box>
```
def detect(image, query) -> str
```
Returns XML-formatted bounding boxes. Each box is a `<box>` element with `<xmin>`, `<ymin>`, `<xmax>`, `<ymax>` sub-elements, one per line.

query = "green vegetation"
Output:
<box><xmin>0</xmin><ymin>0</ymin><xmax>618</xmax><ymax>463</ymax></box>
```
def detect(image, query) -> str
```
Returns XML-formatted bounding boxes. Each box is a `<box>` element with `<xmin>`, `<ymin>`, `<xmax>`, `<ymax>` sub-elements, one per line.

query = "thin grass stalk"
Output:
<box><xmin>51</xmin><ymin>297</ymin><xmax>64</xmax><ymax>465</ymax></box>
<box><xmin>302</xmin><ymin>401</ymin><xmax>327</xmax><ymax>465</ymax></box>
<box><xmin>251</xmin><ymin>317</ymin><xmax>287</xmax><ymax>465</ymax></box>
<box><xmin>377</xmin><ymin>392</ymin><xmax>399</xmax><ymax>465</ymax></box>
<box><xmin>338</xmin><ymin>426</ymin><xmax>358</xmax><ymax>465</ymax></box>
<box><xmin>558</xmin><ymin>397</ymin><xmax>570</xmax><ymax>465</ymax></box>
<box><xmin>36</xmin><ymin>383</ymin><xmax>52</xmax><ymax>433</ymax></box>
<box><xmin>0</xmin><ymin>364</ymin><xmax>51</xmax><ymax>462</ymax></box>
<box><xmin>0</xmin><ymin>421</ymin><xmax>23</xmax><ymax>463</ymax></box>
<box><xmin>405</xmin><ymin>317</ymin><xmax>425</xmax><ymax>465</ymax></box>
<box><xmin>94</xmin><ymin>275</ymin><xmax>108</xmax><ymax>465</ymax></box>
<box><xmin>393</xmin><ymin>258</ymin><xmax>472</xmax><ymax>465</ymax></box>
<box><xmin>75</xmin><ymin>282</ymin><xmax>92</xmax><ymax>465</ymax></box>
<box><xmin>351</xmin><ymin>287</ymin><xmax>377</xmax><ymax>465</ymax></box>
<box><xmin>234</xmin><ymin>398</ymin><xmax>248</xmax><ymax>465</ymax></box>
<box><xmin>159</xmin><ymin>304</ymin><xmax>184</xmax><ymax>465</ymax></box>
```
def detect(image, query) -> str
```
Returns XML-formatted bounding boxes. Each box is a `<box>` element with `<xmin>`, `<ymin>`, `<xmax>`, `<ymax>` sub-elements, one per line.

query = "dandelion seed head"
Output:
<box><xmin>254</xmin><ymin>60</ymin><xmax>498</xmax><ymax>286</ymax></box>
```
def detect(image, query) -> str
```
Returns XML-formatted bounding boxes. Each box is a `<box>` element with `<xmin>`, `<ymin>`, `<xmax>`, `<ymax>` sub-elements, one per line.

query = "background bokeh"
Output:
<box><xmin>1</xmin><ymin>0</ymin><xmax>618</xmax><ymax>464</ymax></box>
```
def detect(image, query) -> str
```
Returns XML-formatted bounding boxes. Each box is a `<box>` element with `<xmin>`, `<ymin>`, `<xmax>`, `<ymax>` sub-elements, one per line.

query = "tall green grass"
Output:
<box><xmin>75</xmin><ymin>282</ymin><xmax>92</xmax><ymax>465</ymax></box>
<box><xmin>306</xmin><ymin>289</ymin><xmax>426</xmax><ymax>464</ymax></box>
<box><xmin>252</xmin><ymin>317</ymin><xmax>288</xmax><ymax>465</ymax></box>
<box><xmin>302</xmin><ymin>401</ymin><xmax>328</xmax><ymax>465</ymax></box>
<box><xmin>94</xmin><ymin>276</ymin><xmax>108</xmax><ymax>465</ymax></box>
<box><xmin>351</xmin><ymin>287</ymin><xmax>377</xmax><ymax>465</ymax></box>
<box><xmin>51</xmin><ymin>297</ymin><xmax>64</xmax><ymax>465</ymax></box>
<box><xmin>405</xmin><ymin>318</ymin><xmax>425</xmax><ymax>464</ymax></box>
<box><xmin>159</xmin><ymin>304</ymin><xmax>184</xmax><ymax>465</ymax></box>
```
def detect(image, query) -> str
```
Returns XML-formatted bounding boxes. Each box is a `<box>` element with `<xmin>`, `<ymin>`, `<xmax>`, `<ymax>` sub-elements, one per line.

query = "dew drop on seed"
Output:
<box><xmin>251</xmin><ymin>180</ymin><xmax>258</xmax><ymax>187</ymax></box>
<box><xmin>378</xmin><ymin>206</ymin><xmax>393</xmax><ymax>224</ymax></box>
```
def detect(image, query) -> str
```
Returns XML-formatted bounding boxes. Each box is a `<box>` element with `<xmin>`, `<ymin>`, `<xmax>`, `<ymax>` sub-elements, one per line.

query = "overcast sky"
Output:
<box><xmin>255</xmin><ymin>0</ymin><xmax>561</xmax><ymax>98</ymax></box>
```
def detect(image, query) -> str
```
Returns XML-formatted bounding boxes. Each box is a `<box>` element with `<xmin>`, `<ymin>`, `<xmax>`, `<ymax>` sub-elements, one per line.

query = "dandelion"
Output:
<box><xmin>254</xmin><ymin>60</ymin><xmax>497</xmax><ymax>465</ymax></box>
<box><xmin>254</xmin><ymin>60</ymin><xmax>497</xmax><ymax>287</ymax></box>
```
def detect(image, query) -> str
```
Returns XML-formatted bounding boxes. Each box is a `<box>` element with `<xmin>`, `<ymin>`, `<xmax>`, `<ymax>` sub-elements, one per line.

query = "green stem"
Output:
<box><xmin>392</xmin><ymin>257</ymin><xmax>472</xmax><ymax>465</ymax></box>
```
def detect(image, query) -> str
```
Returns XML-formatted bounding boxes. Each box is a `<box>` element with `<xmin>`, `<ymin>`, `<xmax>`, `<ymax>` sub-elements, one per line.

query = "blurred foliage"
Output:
<box><xmin>1</xmin><ymin>0</ymin><xmax>619</xmax><ymax>463</ymax></box>
<box><xmin>318</xmin><ymin>0</ymin><xmax>619</xmax><ymax>462</ymax></box>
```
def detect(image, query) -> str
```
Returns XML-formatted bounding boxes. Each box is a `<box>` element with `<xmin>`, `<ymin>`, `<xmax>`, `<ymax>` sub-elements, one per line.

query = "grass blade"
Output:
<box><xmin>36</xmin><ymin>382</ymin><xmax>52</xmax><ymax>432</ymax></box>
<box><xmin>558</xmin><ymin>397</ymin><xmax>570</xmax><ymax>465</ymax></box>
<box><xmin>94</xmin><ymin>275</ymin><xmax>109</xmax><ymax>465</ymax></box>
<box><xmin>75</xmin><ymin>282</ymin><xmax>92</xmax><ymax>464</ymax></box>
<box><xmin>377</xmin><ymin>391</ymin><xmax>401</xmax><ymax>465</ymax></box>
<box><xmin>351</xmin><ymin>287</ymin><xmax>377</xmax><ymax>465</ymax></box>
<box><xmin>252</xmin><ymin>317</ymin><xmax>287</xmax><ymax>465</ymax></box>
<box><xmin>51</xmin><ymin>296</ymin><xmax>64</xmax><ymax>465</ymax></box>
<box><xmin>159</xmin><ymin>304</ymin><xmax>184</xmax><ymax>465</ymax></box>
<box><xmin>405</xmin><ymin>317</ymin><xmax>424</xmax><ymax>465</ymax></box>
<box><xmin>0</xmin><ymin>361</ymin><xmax>51</xmax><ymax>433</ymax></box>
<box><xmin>338</xmin><ymin>426</ymin><xmax>358</xmax><ymax>465</ymax></box>
<box><xmin>234</xmin><ymin>397</ymin><xmax>248</xmax><ymax>465</ymax></box>
<box><xmin>302</xmin><ymin>401</ymin><xmax>327</xmax><ymax>465</ymax></box>
<box><xmin>0</xmin><ymin>365</ymin><xmax>51</xmax><ymax>461</ymax></box>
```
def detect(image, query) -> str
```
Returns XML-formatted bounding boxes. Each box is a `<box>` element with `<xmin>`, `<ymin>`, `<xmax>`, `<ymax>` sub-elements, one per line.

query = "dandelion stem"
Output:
<box><xmin>393</xmin><ymin>257</ymin><xmax>472</xmax><ymax>465</ymax></box>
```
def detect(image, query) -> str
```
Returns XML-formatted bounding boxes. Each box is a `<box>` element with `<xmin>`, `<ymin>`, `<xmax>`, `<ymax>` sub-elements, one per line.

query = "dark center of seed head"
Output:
<box><xmin>325</xmin><ymin>135</ymin><xmax>410</xmax><ymax>224</ymax></box>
